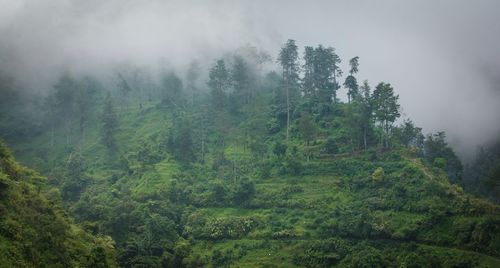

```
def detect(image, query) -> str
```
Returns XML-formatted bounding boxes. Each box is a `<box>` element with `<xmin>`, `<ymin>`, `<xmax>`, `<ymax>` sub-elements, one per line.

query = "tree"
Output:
<box><xmin>344</xmin><ymin>56</ymin><xmax>359</xmax><ymax>103</ymax></box>
<box><xmin>44</xmin><ymin>93</ymin><xmax>58</xmax><ymax>148</ymax></box>
<box><xmin>231</xmin><ymin>178</ymin><xmax>255</xmax><ymax>206</ymax></box>
<box><xmin>359</xmin><ymin>81</ymin><xmax>374</xmax><ymax>149</ymax></box>
<box><xmin>186</xmin><ymin>60</ymin><xmax>201</xmax><ymax>105</ymax></box>
<box><xmin>302</xmin><ymin>46</ymin><xmax>315</xmax><ymax>100</ymax></box>
<box><xmin>424</xmin><ymin>132</ymin><xmax>463</xmax><ymax>182</ymax></box>
<box><xmin>75</xmin><ymin>77</ymin><xmax>101</xmax><ymax>144</ymax></box>
<box><xmin>372</xmin><ymin>82</ymin><xmax>400</xmax><ymax>148</ymax></box>
<box><xmin>53</xmin><ymin>74</ymin><xmax>77</xmax><ymax>145</ymax></box>
<box><xmin>393</xmin><ymin>119</ymin><xmax>423</xmax><ymax>148</ymax></box>
<box><xmin>160</xmin><ymin>71</ymin><xmax>183</xmax><ymax>108</ymax></box>
<box><xmin>346</xmin><ymin>102</ymin><xmax>364</xmax><ymax>150</ymax></box>
<box><xmin>464</xmin><ymin>141</ymin><xmax>500</xmax><ymax>201</ymax></box>
<box><xmin>117</xmin><ymin>72</ymin><xmax>132</xmax><ymax>108</ymax></box>
<box><xmin>171</xmin><ymin>116</ymin><xmax>195</xmax><ymax>165</ymax></box>
<box><xmin>277</xmin><ymin>39</ymin><xmax>299</xmax><ymax>141</ymax></box>
<box><xmin>298</xmin><ymin>112</ymin><xmax>317</xmax><ymax>145</ymax></box>
<box><xmin>273</xmin><ymin>142</ymin><xmax>287</xmax><ymax>158</ymax></box>
<box><xmin>101</xmin><ymin>92</ymin><xmax>119</xmax><ymax>152</ymax></box>
<box><xmin>324</xmin><ymin>138</ymin><xmax>338</xmax><ymax>154</ymax></box>
<box><xmin>231</xmin><ymin>55</ymin><xmax>253</xmax><ymax>107</ymax></box>
<box><xmin>62</xmin><ymin>151</ymin><xmax>88</xmax><ymax>200</ymax></box>
<box><xmin>482</xmin><ymin>164</ymin><xmax>500</xmax><ymax>201</ymax></box>
<box><xmin>191</xmin><ymin>104</ymin><xmax>211</xmax><ymax>163</ymax></box>
<box><xmin>313</xmin><ymin>45</ymin><xmax>342</xmax><ymax>104</ymax></box>
<box><xmin>87</xmin><ymin>246</ymin><xmax>109</xmax><ymax>268</ymax></box>
<box><xmin>208</xmin><ymin>59</ymin><xmax>231</xmax><ymax>110</ymax></box>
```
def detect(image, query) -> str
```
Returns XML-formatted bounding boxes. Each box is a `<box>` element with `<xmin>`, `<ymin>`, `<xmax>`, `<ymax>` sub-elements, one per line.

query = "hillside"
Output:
<box><xmin>8</xmin><ymin>98</ymin><xmax>500</xmax><ymax>267</ymax></box>
<box><xmin>0</xmin><ymin>141</ymin><xmax>117</xmax><ymax>267</ymax></box>
<box><xmin>2</xmin><ymin>40</ymin><xmax>500</xmax><ymax>267</ymax></box>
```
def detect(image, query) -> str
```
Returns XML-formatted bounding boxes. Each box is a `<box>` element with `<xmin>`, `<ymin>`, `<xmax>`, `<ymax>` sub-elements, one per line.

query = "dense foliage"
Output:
<box><xmin>1</xmin><ymin>40</ymin><xmax>499</xmax><ymax>267</ymax></box>
<box><xmin>0</xmin><ymin>141</ymin><xmax>117</xmax><ymax>267</ymax></box>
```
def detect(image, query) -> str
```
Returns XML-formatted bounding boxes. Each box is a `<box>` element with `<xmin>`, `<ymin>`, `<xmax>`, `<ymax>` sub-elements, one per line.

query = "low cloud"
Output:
<box><xmin>1</xmin><ymin>0</ymin><xmax>499</xmax><ymax>159</ymax></box>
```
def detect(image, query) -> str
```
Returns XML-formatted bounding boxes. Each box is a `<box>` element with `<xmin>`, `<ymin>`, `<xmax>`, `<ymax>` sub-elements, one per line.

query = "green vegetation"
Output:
<box><xmin>1</xmin><ymin>40</ymin><xmax>499</xmax><ymax>267</ymax></box>
<box><xmin>0</xmin><ymin>141</ymin><xmax>117</xmax><ymax>267</ymax></box>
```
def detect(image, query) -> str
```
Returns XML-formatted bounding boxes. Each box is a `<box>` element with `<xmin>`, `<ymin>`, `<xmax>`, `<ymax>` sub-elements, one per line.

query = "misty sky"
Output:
<box><xmin>1</xmin><ymin>0</ymin><xmax>500</xmax><ymax>159</ymax></box>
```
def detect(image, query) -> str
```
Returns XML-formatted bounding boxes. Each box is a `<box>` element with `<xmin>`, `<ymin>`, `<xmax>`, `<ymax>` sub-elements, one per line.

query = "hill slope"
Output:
<box><xmin>9</xmin><ymin>98</ymin><xmax>500</xmax><ymax>267</ymax></box>
<box><xmin>3</xmin><ymin>43</ymin><xmax>500</xmax><ymax>267</ymax></box>
<box><xmin>0</xmin><ymin>141</ymin><xmax>117</xmax><ymax>267</ymax></box>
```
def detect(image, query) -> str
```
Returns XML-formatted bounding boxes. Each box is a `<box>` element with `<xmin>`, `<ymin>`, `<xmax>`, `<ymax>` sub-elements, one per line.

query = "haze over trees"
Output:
<box><xmin>0</xmin><ymin>38</ymin><xmax>499</xmax><ymax>267</ymax></box>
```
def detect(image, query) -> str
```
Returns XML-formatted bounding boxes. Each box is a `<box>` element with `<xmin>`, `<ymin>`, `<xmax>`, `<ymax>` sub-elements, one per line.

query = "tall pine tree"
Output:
<box><xmin>208</xmin><ymin>59</ymin><xmax>231</xmax><ymax>110</ymax></box>
<box><xmin>277</xmin><ymin>39</ymin><xmax>299</xmax><ymax>141</ymax></box>
<box><xmin>344</xmin><ymin>56</ymin><xmax>359</xmax><ymax>103</ymax></box>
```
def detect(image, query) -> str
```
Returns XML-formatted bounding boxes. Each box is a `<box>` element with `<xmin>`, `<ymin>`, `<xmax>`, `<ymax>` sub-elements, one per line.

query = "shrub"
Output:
<box><xmin>372</xmin><ymin>167</ymin><xmax>385</xmax><ymax>183</ymax></box>
<box><xmin>324</xmin><ymin>138</ymin><xmax>338</xmax><ymax>154</ymax></box>
<box><xmin>433</xmin><ymin>157</ymin><xmax>446</xmax><ymax>169</ymax></box>
<box><xmin>273</xmin><ymin>142</ymin><xmax>287</xmax><ymax>157</ymax></box>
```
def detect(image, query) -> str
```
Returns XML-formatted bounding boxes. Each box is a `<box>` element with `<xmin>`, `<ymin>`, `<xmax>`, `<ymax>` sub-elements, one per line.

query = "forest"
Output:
<box><xmin>1</xmin><ymin>36</ymin><xmax>499</xmax><ymax>267</ymax></box>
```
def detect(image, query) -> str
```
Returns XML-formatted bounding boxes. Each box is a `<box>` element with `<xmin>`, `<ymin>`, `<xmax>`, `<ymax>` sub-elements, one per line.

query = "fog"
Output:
<box><xmin>1</xmin><ymin>0</ymin><xmax>500</xmax><ymax>160</ymax></box>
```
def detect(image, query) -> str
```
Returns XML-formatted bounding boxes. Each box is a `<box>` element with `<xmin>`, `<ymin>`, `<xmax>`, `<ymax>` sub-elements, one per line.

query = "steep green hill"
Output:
<box><xmin>9</xmin><ymin>96</ymin><xmax>500</xmax><ymax>267</ymax></box>
<box><xmin>3</xmin><ymin>42</ymin><xmax>500</xmax><ymax>267</ymax></box>
<box><xmin>0</xmin><ymin>141</ymin><xmax>117</xmax><ymax>267</ymax></box>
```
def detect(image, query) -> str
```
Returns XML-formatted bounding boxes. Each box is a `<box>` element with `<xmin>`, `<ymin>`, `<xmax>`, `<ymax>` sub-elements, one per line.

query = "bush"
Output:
<box><xmin>433</xmin><ymin>157</ymin><xmax>446</xmax><ymax>169</ymax></box>
<box><xmin>231</xmin><ymin>178</ymin><xmax>255</xmax><ymax>206</ymax></box>
<box><xmin>207</xmin><ymin>216</ymin><xmax>259</xmax><ymax>240</ymax></box>
<box><xmin>372</xmin><ymin>167</ymin><xmax>385</xmax><ymax>183</ymax></box>
<box><xmin>324</xmin><ymin>138</ymin><xmax>338</xmax><ymax>154</ymax></box>
<box><xmin>280</xmin><ymin>157</ymin><xmax>303</xmax><ymax>175</ymax></box>
<box><xmin>273</xmin><ymin>142</ymin><xmax>287</xmax><ymax>157</ymax></box>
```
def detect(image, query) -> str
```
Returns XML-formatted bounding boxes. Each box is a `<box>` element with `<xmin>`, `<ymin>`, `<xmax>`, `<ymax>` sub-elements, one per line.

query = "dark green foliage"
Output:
<box><xmin>359</xmin><ymin>80</ymin><xmax>375</xmax><ymax>149</ymax></box>
<box><xmin>76</xmin><ymin>77</ymin><xmax>103</xmax><ymax>139</ymax></box>
<box><xmin>0</xmin><ymin>75</ymin><xmax>43</xmax><ymax>141</ymax></box>
<box><xmin>464</xmin><ymin>140</ymin><xmax>500</xmax><ymax>202</ymax></box>
<box><xmin>309</xmin><ymin>45</ymin><xmax>342</xmax><ymax>104</ymax></box>
<box><xmin>273</xmin><ymin>142</ymin><xmax>287</xmax><ymax>157</ymax></box>
<box><xmin>393</xmin><ymin>119</ymin><xmax>424</xmax><ymax>148</ymax></box>
<box><xmin>169</xmin><ymin>116</ymin><xmax>196</xmax><ymax>165</ymax></box>
<box><xmin>101</xmin><ymin>92</ymin><xmax>119</xmax><ymax>151</ymax></box>
<box><xmin>424</xmin><ymin>132</ymin><xmax>463</xmax><ymax>182</ymax></box>
<box><xmin>186</xmin><ymin>60</ymin><xmax>201</xmax><ymax>105</ymax></box>
<box><xmin>231</xmin><ymin>55</ymin><xmax>254</xmax><ymax>106</ymax></box>
<box><xmin>302</xmin><ymin>46</ymin><xmax>315</xmax><ymax>100</ymax></box>
<box><xmin>344</xmin><ymin>56</ymin><xmax>359</xmax><ymax>103</ymax></box>
<box><xmin>160</xmin><ymin>71</ymin><xmax>184</xmax><ymax>108</ymax></box>
<box><xmin>293</xmin><ymin>238</ymin><xmax>350</xmax><ymax>267</ymax></box>
<box><xmin>0</xmin><ymin>141</ymin><xmax>116</xmax><ymax>267</ymax></box>
<box><xmin>372</xmin><ymin>82</ymin><xmax>400</xmax><ymax>148</ymax></box>
<box><xmin>483</xmin><ymin>164</ymin><xmax>500</xmax><ymax>200</ymax></box>
<box><xmin>88</xmin><ymin>246</ymin><xmax>110</xmax><ymax>268</ymax></box>
<box><xmin>278</xmin><ymin>39</ymin><xmax>300</xmax><ymax>141</ymax></box>
<box><xmin>339</xmin><ymin>245</ymin><xmax>392</xmax><ymax>268</ymax></box>
<box><xmin>208</xmin><ymin>59</ymin><xmax>231</xmax><ymax>109</ymax></box>
<box><xmin>61</xmin><ymin>151</ymin><xmax>88</xmax><ymax>200</ymax></box>
<box><xmin>298</xmin><ymin>111</ymin><xmax>317</xmax><ymax>145</ymax></box>
<box><xmin>323</xmin><ymin>137</ymin><xmax>338</xmax><ymax>154</ymax></box>
<box><xmin>231</xmin><ymin>178</ymin><xmax>255</xmax><ymax>206</ymax></box>
<box><xmin>117</xmin><ymin>73</ymin><xmax>132</xmax><ymax>99</ymax></box>
<box><xmin>2</xmin><ymin>40</ymin><xmax>499</xmax><ymax>268</ymax></box>
<box><xmin>53</xmin><ymin>74</ymin><xmax>78</xmax><ymax>121</ymax></box>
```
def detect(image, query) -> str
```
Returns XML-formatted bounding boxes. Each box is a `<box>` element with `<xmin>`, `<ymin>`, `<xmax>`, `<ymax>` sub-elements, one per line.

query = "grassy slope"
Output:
<box><xmin>9</xmin><ymin>99</ymin><xmax>500</xmax><ymax>267</ymax></box>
